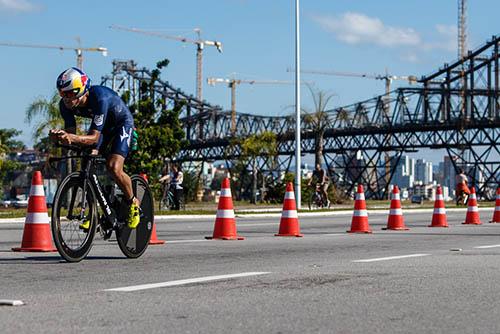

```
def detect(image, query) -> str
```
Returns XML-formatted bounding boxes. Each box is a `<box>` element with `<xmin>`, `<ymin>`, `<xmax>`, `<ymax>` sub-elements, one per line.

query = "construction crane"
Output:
<box><xmin>0</xmin><ymin>41</ymin><xmax>108</xmax><ymax>69</ymax></box>
<box><xmin>110</xmin><ymin>25</ymin><xmax>223</xmax><ymax>102</ymax></box>
<box><xmin>458</xmin><ymin>0</ymin><xmax>468</xmax><ymax>60</ymax></box>
<box><xmin>287</xmin><ymin>68</ymin><xmax>418</xmax><ymax>98</ymax></box>
<box><xmin>207</xmin><ymin>77</ymin><xmax>293</xmax><ymax>134</ymax></box>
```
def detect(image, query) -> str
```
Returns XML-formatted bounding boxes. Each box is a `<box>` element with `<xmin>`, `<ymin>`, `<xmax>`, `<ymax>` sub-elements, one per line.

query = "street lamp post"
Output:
<box><xmin>295</xmin><ymin>0</ymin><xmax>302</xmax><ymax>208</ymax></box>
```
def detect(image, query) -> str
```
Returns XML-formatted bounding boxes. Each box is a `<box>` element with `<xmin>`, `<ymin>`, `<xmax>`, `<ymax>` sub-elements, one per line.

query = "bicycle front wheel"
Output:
<box><xmin>308</xmin><ymin>193</ymin><xmax>320</xmax><ymax>210</ymax></box>
<box><xmin>116</xmin><ymin>175</ymin><xmax>154</xmax><ymax>258</ymax></box>
<box><xmin>51</xmin><ymin>173</ymin><xmax>97</xmax><ymax>262</ymax></box>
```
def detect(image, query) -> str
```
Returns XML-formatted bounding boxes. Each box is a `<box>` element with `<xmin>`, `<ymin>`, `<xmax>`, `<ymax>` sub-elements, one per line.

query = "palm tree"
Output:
<box><xmin>302</xmin><ymin>85</ymin><xmax>335</xmax><ymax>166</ymax></box>
<box><xmin>25</xmin><ymin>91</ymin><xmax>63</xmax><ymax>144</ymax></box>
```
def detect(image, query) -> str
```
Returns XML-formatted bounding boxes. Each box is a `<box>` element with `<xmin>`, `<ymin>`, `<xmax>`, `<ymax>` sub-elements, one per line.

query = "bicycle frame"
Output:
<box><xmin>67</xmin><ymin>153</ymin><xmax>119</xmax><ymax>229</ymax></box>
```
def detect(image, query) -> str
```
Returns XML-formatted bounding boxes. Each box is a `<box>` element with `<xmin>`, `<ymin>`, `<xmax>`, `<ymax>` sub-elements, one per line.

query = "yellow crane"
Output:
<box><xmin>207</xmin><ymin>77</ymin><xmax>293</xmax><ymax>134</ymax></box>
<box><xmin>0</xmin><ymin>41</ymin><xmax>107</xmax><ymax>69</ymax></box>
<box><xmin>110</xmin><ymin>25</ymin><xmax>222</xmax><ymax>102</ymax></box>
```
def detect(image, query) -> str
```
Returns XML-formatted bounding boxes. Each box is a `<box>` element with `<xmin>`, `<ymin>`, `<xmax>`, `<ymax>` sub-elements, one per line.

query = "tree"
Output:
<box><xmin>302</xmin><ymin>85</ymin><xmax>335</xmax><ymax>167</ymax></box>
<box><xmin>240</xmin><ymin>131</ymin><xmax>278</xmax><ymax>204</ymax></box>
<box><xmin>0</xmin><ymin>129</ymin><xmax>24</xmax><ymax>191</ymax></box>
<box><xmin>25</xmin><ymin>91</ymin><xmax>64</xmax><ymax>143</ymax></box>
<box><xmin>125</xmin><ymin>59</ymin><xmax>187</xmax><ymax>199</ymax></box>
<box><xmin>0</xmin><ymin>128</ymin><xmax>24</xmax><ymax>154</ymax></box>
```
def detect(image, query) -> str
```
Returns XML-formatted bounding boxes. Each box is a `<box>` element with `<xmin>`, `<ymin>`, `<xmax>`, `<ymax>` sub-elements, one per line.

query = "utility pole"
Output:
<box><xmin>0</xmin><ymin>41</ymin><xmax>107</xmax><ymax>69</ymax></box>
<box><xmin>295</xmin><ymin>0</ymin><xmax>302</xmax><ymax>208</ymax></box>
<box><xmin>110</xmin><ymin>25</ymin><xmax>222</xmax><ymax>101</ymax></box>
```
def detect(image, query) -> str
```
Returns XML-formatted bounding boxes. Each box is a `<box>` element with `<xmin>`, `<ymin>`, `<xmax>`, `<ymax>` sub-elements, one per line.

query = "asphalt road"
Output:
<box><xmin>1</xmin><ymin>209</ymin><xmax>500</xmax><ymax>333</ymax></box>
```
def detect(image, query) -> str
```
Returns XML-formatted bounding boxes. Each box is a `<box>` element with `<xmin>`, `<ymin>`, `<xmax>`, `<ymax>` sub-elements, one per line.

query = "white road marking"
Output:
<box><xmin>104</xmin><ymin>272</ymin><xmax>271</xmax><ymax>292</ymax></box>
<box><xmin>474</xmin><ymin>244</ymin><xmax>500</xmax><ymax>249</ymax></box>
<box><xmin>0</xmin><ymin>300</ymin><xmax>24</xmax><ymax>306</ymax></box>
<box><xmin>352</xmin><ymin>253</ymin><xmax>431</xmax><ymax>263</ymax></box>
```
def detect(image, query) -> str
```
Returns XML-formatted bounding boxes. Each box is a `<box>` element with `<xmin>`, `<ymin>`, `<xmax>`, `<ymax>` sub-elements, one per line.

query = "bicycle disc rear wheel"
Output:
<box><xmin>51</xmin><ymin>173</ymin><xmax>97</xmax><ymax>262</ymax></box>
<box><xmin>116</xmin><ymin>175</ymin><xmax>154</xmax><ymax>258</ymax></box>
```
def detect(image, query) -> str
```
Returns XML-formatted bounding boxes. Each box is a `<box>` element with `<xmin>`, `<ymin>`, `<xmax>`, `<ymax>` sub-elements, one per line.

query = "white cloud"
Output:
<box><xmin>312</xmin><ymin>12</ymin><xmax>421</xmax><ymax>47</ymax></box>
<box><xmin>433</xmin><ymin>24</ymin><xmax>457</xmax><ymax>52</ymax></box>
<box><xmin>312</xmin><ymin>12</ymin><xmax>459</xmax><ymax>63</ymax></box>
<box><xmin>0</xmin><ymin>0</ymin><xmax>39</xmax><ymax>12</ymax></box>
<box><xmin>400</xmin><ymin>52</ymin><xmax>420</xmax><ymax>63</ymax></box>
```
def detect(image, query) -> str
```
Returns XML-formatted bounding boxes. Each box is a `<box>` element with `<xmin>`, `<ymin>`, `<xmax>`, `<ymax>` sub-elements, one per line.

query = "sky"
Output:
<box><xmin>0</xmin><ymin>0</ymin><xmax>498</xmax><ymax>164</ymax></box>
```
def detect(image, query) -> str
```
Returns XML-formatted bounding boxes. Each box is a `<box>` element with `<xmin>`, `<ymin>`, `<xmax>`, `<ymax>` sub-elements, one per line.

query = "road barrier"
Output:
<box><xmin>383</xmin><ymin>185</ymin><xmax>409</xmax><ymax>231</ymax></box>
<box><xmin>347</xmin><ymin>184</ymin><xmax>372</xmax><ymax>233</ymax></box>
<box><xmin>275</xmin><ymin>182</ymin><xmax>303</xmax><ymax>237</ymax></box>
<box><xmin>12</xmin><ymin>171</ymin><xmax>56</xmax><ymax>252</ymax></box>
<box><xmin>489</xmin><ymin>187</ymin><xmax>500</xmax><ymax>223</ymax></box>
<box><xmin>206</xmin><ymin>178</ymin><xmax>244</xmax><ymax>240</ymax></box>
<box><xmin>429</xmin><ymin>186</ymin><xmax>448</xmax><ymax>228</ymax></box>
<box><xmin>462</xmin><ymin>187</ymin><xmax>482</xmax><ymax>225</ymax></box>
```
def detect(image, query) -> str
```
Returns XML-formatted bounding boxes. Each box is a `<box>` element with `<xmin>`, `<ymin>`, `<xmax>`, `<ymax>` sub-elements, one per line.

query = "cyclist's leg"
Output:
<box><xmin>106</xmin><ymin>126</ymin><xmax>140</xmax><ymax>228</ymax></box>
<box><xmin>322</xmin><ymin>182</ymin><xmax>330</xmax><ymax>206</ymax></box>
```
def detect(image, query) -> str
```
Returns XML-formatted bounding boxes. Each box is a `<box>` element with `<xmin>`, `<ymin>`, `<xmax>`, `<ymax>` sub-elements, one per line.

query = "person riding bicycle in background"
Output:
<box><xmin>455</xmin><ymin>168</ymin><xmax>470</xmax><ymax>202</ymax></box>
<box><xmin>158</xmin><ymin>164</ymin><xmax>183</xmax><ymax>210</ymax></box>
<box><xmin>49</xmin><ymin>67</ymin><xmax>140</xmax><ymax>229</ymax></box>
<box><xmin>170</xmin><ymin>164</ymin><xmax>183</xmax><ymax>210</ymax></box>
<box><xmin>307</xmin><ymin>163</ymin><xmax>330</xmax><ymax>207</ymax></box>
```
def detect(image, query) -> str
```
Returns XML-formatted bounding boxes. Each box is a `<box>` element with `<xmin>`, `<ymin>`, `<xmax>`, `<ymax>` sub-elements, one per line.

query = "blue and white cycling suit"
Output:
<box><xmin>60</xmin><ymin>85</ymin><xmax>135</xmax><ymax>158</ymax></box>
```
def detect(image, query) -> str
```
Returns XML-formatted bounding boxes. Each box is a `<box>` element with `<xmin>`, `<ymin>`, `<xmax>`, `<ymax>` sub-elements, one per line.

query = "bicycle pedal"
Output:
<box><xmin>102</xmin><ymin>228</ymin><xmax>113</xmax><ymax>240</ymax></box>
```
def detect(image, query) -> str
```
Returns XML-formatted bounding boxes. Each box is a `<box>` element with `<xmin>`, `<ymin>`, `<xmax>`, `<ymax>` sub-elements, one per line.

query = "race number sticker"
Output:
<box><xmin>93</xmin><ymin>114</ymin><xmax>104</xmax><ymax>126</ymax></box>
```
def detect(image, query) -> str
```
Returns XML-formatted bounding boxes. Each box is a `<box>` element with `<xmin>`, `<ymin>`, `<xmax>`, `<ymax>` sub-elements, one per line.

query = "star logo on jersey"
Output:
<box><xmin>120</xmin><ymin>127</ymin><xmax>130</xmax><ymax>143</ymax></box>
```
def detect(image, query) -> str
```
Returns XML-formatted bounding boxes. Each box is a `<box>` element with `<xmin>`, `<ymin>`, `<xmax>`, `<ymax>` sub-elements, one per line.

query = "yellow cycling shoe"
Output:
<box><xmin>127</xmin><ymin>202</ymin><xmax>140</xmax><ymax>229</ymax></box>
<box><xmin>79</xmin><ymin>219</ymin><xmax>90</xmax><ymax>232</ymax></box>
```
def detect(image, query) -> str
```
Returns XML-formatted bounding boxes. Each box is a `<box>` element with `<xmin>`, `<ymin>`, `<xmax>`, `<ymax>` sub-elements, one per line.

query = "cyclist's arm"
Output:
<box><xmin>62</xmin><ymin>129</ymin><xmax>100</xmax><ymax>146</ymax></box>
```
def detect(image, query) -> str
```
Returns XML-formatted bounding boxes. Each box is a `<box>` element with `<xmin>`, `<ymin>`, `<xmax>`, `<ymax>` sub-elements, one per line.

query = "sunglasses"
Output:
<box><xmin>59</xmin><ymin>89</ymin><xmax>80</xmax><ymax>99</ymax></box>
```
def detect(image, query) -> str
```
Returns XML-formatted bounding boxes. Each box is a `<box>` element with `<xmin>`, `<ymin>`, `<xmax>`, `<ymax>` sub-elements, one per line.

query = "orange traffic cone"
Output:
<box><xmin>206</xmin><ymin>178</ymin><xmax>244</xmax><ymax>240</ymax></box>
<box><xmin>489</xmin><ymin>187</ymin><xmax>500</xmax><ymax>223</ymax></box>
<box><xmin>149</xmin><ymin>223</ymin><xmax>165</xmax><ymax>245</ymax></box>
<box><xmin>275</xmin><ymin>182</ymin><xmax>303</xmax><ymax>237</ymax></box>
<box><xmin>429</xmin><ymin>186</ymin><xmax>448</xmax><ymax>227</ymax></box>
<box><xmin>462</xmin><ymin>186</ymin><xmax>482</xmax><ymax>225</ymax></box>
<box><xmin>347</xmin><ymin>184</ymin><xmax>372</xmax><ymax>233</ymax></box>
<box><xmin>383</xmin><ymin>185</ymin><xmax>409</xmax><ymax>230</ymax></box>
<box><xmin>12</xmin><ymin>171</ymin><xmax>56</xmax><ymax>252</ymax></box>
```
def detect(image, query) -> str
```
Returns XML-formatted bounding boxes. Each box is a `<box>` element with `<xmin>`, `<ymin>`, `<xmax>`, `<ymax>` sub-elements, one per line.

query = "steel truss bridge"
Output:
<box><xmin>102</xmin><ymin>36</ymin><xmax>500</xmax><ymax>199</ymax></box>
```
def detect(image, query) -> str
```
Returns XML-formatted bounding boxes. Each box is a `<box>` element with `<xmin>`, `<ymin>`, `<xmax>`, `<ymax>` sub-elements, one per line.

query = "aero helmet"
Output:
<box><xmin>56</xmin><ymin>67</ymin><xmax>91</xmax><ymax>99</ymax></box>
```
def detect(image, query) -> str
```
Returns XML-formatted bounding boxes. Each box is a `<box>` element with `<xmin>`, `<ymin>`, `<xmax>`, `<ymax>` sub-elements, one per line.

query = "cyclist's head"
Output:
<box><xmin>56</xmin><ymin>67</ymin><xmax>91</xmax><ymax>107</ymax></box>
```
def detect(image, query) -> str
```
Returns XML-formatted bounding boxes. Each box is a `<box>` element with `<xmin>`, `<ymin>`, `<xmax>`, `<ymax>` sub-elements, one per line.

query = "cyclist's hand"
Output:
<box><xmin>57</xmin><ymin>130</ymin><xmax>72</xmax><ymax>145</ymax></box>
<box><xmin>49</xmin><ymin>129</ymin><xmax>64</xmax><ymax>142</ymax></box>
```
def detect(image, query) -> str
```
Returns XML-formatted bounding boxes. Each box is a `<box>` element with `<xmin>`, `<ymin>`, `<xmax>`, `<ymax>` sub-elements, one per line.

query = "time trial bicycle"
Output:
<box><xmin>50</xmin><ymin>144</ymin><xmax>154</xmax><ymax>262</ymax></box>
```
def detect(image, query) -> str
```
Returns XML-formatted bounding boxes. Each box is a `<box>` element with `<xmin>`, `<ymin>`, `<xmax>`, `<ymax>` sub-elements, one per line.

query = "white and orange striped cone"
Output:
<box><xmin>489</xmin><ymin>187</ymin><xmax>500</xmax><ymax>223</ymax></box>
<box><xmin>275</xmin><ymin>182</ymin><xmax>303</xmax><ymax>237</ymax></box>
<box><xmin>12</xmin><ymin>171</ymin><xmax>56</xmax><ymax>252</ymax></box>
<box><xmin>383</xmin><ymin>185</ymin><xmax>409</xmax><ymax>230</ymax></box>
<box><xmin>429</xmin><ymin>186</ymin><xmax>448</xmax><ymax>227</ymax></box>
<box><xmin>206</xmin><ymin>178</ymin><xmax>244</xmax><ymax>240</ymax></box>
<box><xmin>462</xmin><ymin>186</ymin><xmax>482</xmax><ymax>225</ymax></box>
<box><xmin>347</xmin><ymin>184</ymin><xmax>372</xmax><ymax>233</ymax></box>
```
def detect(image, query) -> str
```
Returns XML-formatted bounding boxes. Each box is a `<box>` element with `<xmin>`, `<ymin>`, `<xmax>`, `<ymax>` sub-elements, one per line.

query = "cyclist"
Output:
<box><xmin>455</xmin><ymin>168</ymin><xmax>470</xmax><ymax>205</ymax></box>
<box><xmin>170</xmin><ymin>164</ymin><xmax>184</xmax><ymax>210</ymax></box>
<box><xmin>307</xmin><ymin>163</ymin><xmax>330</xmax><ymax>207</ymax></box>
<box><xmin>49</xmin><ymin>67</ymin><xmax>140</xmax><ymax>229</ymax></box>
